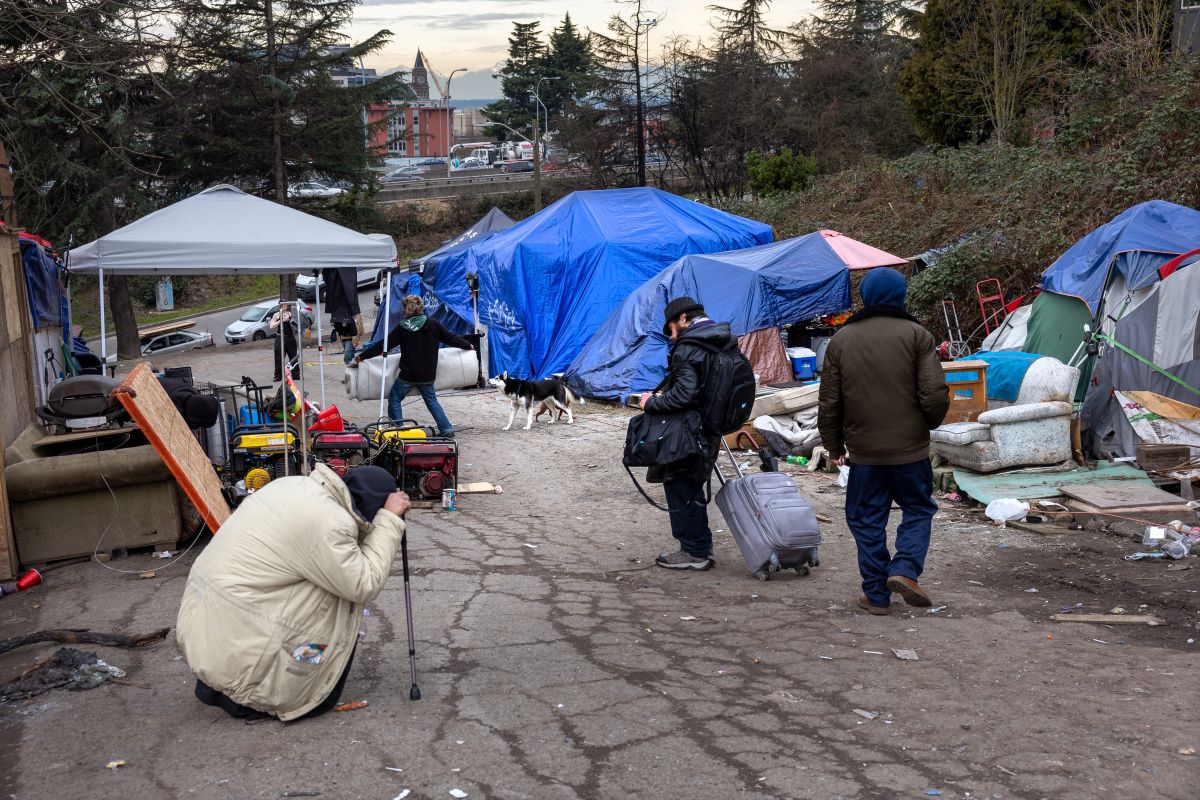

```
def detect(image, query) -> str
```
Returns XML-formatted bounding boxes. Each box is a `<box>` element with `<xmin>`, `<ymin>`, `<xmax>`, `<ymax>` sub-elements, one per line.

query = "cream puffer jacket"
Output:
<box><xmin>176</xmin><ymin>463</ymin><xmax>404</xmax><ymax>720</ymax></box>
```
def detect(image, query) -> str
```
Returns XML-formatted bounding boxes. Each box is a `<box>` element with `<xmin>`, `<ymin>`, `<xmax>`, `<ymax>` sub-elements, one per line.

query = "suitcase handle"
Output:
<box><xmin>714</xmin><ymin>437</ymin><xmax>740</xmax><ymax>487</ymax></box>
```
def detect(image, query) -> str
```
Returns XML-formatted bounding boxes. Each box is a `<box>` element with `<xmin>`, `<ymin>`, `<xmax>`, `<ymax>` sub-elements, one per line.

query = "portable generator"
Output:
<box><xmin>229</xmin><ymin>425</ymin><xmax>302</xmax><ymax>489</ymax></box>
<box><xmin>367</xmin><ymin>420</ymin><xmax>457</xmax><ymax>500</ymax></box>
<box><xmin>310</xmin><ymin>430</ymin><xmax>370</xmax><ymax>477</ymax></box>
<box><xmin>394</xmin><ymin>439</ymin><xmax>458</xmax><ymax>499</ymax></box>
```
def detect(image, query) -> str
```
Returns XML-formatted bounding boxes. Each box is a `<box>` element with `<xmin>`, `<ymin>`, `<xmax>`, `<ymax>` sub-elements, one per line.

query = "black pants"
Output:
<box><xmin>194</xmin><ymin>647</ymin><xmax>355</xmax><ymax>722</ymax></box>
<box><xmin>273</xmin><ymin>332</ymin><xmax>298</xmax><ymax>381</ymax></box>
<box><xmin>664</xmin><ymin>477</ymin><xmax>713</xmax><ymax>558</ymax></box>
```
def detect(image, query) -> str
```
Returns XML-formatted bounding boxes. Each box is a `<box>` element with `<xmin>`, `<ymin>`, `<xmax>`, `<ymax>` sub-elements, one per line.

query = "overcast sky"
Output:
<box><xmin>347</xmin><ymin>0</ymin><xmax>820</xmax><ymax>99</ymax></box>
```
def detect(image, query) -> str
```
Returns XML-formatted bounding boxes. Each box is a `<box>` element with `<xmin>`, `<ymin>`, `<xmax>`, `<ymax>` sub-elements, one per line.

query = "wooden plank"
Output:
<box><xmin>1060</xmin><ymin>480</ymin><xmax>1191</xmax><ymax>509</ymax></box>
<box><xmin>1005</xmin><ymin>519</ymin><xmax>1079</xmax><ymax>536</ymax></box>
<box><xmin>115</xmin><ymin>362</ymin><xmax>230</xmax><ymax>532</ymax></box>
<box><xmin>458</xmin><ymin>481</ymin><xmax>500</xmax><ymax>494</ymax></box>
<box><xmin>31</xmin><ymin>427</ymin><xmax>142</xmax><ymax>450</ymax></box>
<box><xmin>1050</xmin><ymin>614</ymin><xmax>1164</xmax><ymax>626</ymax></box>
<box><xmin>137</xmin><ymin>320</ymin><xmax>195</xmax><ymax>340</ymax></box>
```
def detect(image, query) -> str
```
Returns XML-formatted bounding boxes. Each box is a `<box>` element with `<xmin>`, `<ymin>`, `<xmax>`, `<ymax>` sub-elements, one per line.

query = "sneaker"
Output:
<box><xmin>655</xmin><ymin>549</ymin><xmax>713</xmax><ymax>570</ymax></box>
<box><xmin>438</xmin><ymin>429</ymin><xmax>455</xmax><ymax>438</ymax></box>
<box><xmin>886</xmin><ymin>575</ymin><xmax>933</xmax><ymax>607</ymax></box>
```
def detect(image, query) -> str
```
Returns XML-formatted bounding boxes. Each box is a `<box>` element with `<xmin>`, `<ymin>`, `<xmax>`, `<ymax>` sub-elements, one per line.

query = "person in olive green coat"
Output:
<box><xmin>818</xmin><ymin>268</ymin><xmax>949</xmax><ymax>616</ymax></box>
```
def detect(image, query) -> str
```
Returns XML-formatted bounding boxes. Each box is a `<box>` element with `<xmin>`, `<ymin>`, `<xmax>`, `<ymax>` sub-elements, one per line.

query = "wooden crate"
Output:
<box><xmin>942</xmin><ymin>360</ymin><xmax>989</xmax><ymax>424</ymax></box>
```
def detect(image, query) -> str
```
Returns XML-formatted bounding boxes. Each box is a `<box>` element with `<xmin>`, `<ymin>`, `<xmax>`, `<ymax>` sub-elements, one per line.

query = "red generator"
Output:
<box><xmin>310</xmin><ymin>430</ymin><xmax>371</xmax><ymax>477</ymax></box>
<box><xmin>396</xmin><ymin>439</ymin><xmax>458</xmax><ymax>500</ymax></box>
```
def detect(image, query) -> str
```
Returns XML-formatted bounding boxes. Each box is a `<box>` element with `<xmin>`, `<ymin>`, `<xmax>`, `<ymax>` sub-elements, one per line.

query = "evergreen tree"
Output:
<box><xmin>543</xmin><ymin>14</ymin><xmax>594</xmax><ymax>123</ymax></box>
<box><xmin>789</xmin><ymin>0</ymin><xmax>922</xmax><ymax>167</ymax></box>
<box><xmin>483</xmin><ymin>22</ymin><xmax>547</xmax><ymax>140</ymax></box>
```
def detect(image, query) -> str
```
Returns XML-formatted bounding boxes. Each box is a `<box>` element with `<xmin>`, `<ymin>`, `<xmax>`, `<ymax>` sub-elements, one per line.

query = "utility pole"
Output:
<box><xmin>264</xmin><ymin>0</ymin><xmax>294</xmax><ymax>301</ymax></box>
<box><xmin>531</xmin><ymin>76</ymin><xmax>560</xmax><ymax>212</ymax></box>
<box><xmin>445</xmin><ymin>67</ymin><xmax>467</xmax><ymax>178</ymax></box>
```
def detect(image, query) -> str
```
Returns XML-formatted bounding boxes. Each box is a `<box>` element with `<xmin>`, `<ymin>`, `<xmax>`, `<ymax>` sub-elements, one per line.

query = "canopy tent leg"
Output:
<box><xmin>98</xmin><ymin>267</ymin><xmax>107</xmax><ymax>367</ymax></box>
<box><xmin>313</xmin><ymin>273</ymin><xmax>325</xmax><ymax>409</ymax></box>
<box><xmin>379</xmin><ymin>270</ymin><xmax>394</xmax><ymax>422</ymax></box>
<box><xmin>297</xmin><ymin>300</ymin><xmax>308</xmax><ymax>475</ymax></box>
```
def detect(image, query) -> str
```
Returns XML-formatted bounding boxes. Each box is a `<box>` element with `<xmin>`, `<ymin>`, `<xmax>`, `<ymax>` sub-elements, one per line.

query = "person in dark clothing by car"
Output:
<box><xmin>352</xmin><ymin>295</ymin><xmax>472</xmax><ymax>436</ymax></box>
<box><xmin>638</xmin><ymin>296</ymin><xmax>736</xmax><ymax>571</ymax></box>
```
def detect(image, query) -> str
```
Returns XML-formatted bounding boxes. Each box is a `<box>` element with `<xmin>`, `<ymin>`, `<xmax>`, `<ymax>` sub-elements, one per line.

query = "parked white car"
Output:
<box><xmin>224</xmin><ymin>301</ymin><xmax>314</xmax><ymax>344</ymax></box>
<box><xmin>296</xmin><ymin>267</ymin><xmax>383</xmax><ymax>301</ymax></box>
<box><xmin>141</xmin><ymin>329</ymin><xmax>214</xmax><ymax>356</ymax></box>
<box><xmin>288</xmin><ymin>181</ymin><xmax>344</xmax><ymax>199</ymax></box>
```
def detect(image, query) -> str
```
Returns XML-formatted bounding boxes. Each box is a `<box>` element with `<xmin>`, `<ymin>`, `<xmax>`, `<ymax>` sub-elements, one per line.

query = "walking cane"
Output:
<box><xmin>400</xmin><ymin>530</ymin><xmax>421</xmax><ymax>700</ymax></box>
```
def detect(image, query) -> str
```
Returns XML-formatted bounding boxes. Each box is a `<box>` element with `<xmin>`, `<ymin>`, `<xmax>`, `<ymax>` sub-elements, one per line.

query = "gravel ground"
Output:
<box><xmin>1</xmin><ymin>342</ymin><xmax>1198</xmax><ymax>800</ymax></box>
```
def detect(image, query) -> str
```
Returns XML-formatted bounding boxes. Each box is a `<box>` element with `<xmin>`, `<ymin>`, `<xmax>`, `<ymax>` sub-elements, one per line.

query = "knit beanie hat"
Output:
<box><xmin>859</xmin><ymin>267</ymin><xmax>907</xmax><ymax>308</ymax></box>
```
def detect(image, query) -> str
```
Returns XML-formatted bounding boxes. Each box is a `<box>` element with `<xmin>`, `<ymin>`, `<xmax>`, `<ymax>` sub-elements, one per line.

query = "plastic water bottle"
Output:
<box><xmin>786</xmin><ymin>455</ymin><xmax>809</xmax><ymax>466</ymax></box>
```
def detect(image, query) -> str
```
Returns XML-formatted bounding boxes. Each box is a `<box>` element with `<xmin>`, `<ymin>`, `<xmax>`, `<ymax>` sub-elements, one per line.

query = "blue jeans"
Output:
<box><xmin>388</xmin><ymin>378</ymin><xmax>453</xmax><ymax>435</ymax></box>
<box><xmin>663</xmin><ymin>477</ymin><xmax>712</xmax><ymax>558</ymax></box>
<box><xmin>845</xmin><ymin>459</ymin><xmax>937</xmax><ymax>607</ymax></box>
<box><xmin>341</xmin><ymin>339</ymin><xmax>356</xmax><ymax>365</ymax></box>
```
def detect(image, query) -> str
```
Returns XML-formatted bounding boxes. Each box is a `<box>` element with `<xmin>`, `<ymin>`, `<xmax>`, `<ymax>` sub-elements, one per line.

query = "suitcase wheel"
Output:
<box><xmin>754</xmin><ymin>569</ymin><xmax>771</xmax><ymax>582</ymax></box>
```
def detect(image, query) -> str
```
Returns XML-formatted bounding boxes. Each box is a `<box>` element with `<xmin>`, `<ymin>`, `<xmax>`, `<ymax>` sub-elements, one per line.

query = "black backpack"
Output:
<box><xmin>690</xmin><ymin>339</ymin><xmax>756</xmax><ymax>436</ymax></box>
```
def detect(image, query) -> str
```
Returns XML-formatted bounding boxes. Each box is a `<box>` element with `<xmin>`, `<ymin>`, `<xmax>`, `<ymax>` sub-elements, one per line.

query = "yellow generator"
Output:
<box><xmin>230</xmin><ymin>426</ymin><xmax>302</xmax><ymax>489</ymax></box>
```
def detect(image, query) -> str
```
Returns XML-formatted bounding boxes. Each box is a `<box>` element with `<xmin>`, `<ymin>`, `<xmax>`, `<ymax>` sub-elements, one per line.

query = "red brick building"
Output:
<box><xmin>367</xmin><ymin>102</ymin><xmax>455</xmax><ymax>159</ymax></box>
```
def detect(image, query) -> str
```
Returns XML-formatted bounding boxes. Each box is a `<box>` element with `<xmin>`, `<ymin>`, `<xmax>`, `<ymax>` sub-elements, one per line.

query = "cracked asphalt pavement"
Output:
<box><xmin>2</xmin><ymin>341</ymin><xmax>1198</xmax><ymax>799</ymax></box>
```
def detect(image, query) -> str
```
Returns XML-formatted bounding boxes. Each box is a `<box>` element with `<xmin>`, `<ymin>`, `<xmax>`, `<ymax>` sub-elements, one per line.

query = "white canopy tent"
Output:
<box><xmin>70</xmin><ymin>184</ymin><xmax>397</xmax><ymax>397</ymax></box>
<box><xmin>69</xmin><ymin>184</ymin><xmax>400</xmax><ymax>472</ymax></box>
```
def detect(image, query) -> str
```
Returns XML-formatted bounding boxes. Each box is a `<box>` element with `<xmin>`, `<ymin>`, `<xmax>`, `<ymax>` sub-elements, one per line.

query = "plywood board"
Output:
<box><xmin>116</xmin><ymin>362</ymin><xmax>230</xmax><ymax>532</ymax></box>
<box><xmin>1059</xmin><ymin>480</ymin><xmax>1189</xmax><ymax>510</ymax></box>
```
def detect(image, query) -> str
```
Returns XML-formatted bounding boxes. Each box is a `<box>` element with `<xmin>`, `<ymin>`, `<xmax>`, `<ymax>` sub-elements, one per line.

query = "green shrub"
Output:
<box><xmin>746</xmin><ymin>148</ymin><xmax>818</xmax><ymax>197</ymax></box>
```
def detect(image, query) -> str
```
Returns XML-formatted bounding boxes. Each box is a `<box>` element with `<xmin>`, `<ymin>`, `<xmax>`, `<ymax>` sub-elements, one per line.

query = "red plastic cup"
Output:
<box><xmin>15</xmin><ymin>569</ymin><xmax>43</xmax><ymax>592</ymax></box>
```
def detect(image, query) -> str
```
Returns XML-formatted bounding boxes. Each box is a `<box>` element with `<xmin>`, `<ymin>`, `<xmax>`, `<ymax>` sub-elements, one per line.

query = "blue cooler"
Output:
<box><xmin>787</xmin><ymin>347</ymin><xmax>817</xmax><ymax>380</ymax></box>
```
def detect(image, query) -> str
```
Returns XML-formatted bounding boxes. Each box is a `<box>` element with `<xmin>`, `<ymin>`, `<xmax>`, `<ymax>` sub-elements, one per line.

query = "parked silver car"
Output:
<box><xmin>141</xmin><ymin>329</ymin><xmax>214</xmax><ymax>355</ymax></box>
<box><xmin>224</xmin><ymin>301</ymin><xmax>314</xmax><ymax>344</ymax></box>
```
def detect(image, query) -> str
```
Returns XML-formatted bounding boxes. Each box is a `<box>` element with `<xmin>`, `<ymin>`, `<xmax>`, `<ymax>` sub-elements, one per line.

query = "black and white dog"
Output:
<box><xmin>488</xmin><ymin>372</ymin><xmax>583</xmax><ymax>431</ymax></box>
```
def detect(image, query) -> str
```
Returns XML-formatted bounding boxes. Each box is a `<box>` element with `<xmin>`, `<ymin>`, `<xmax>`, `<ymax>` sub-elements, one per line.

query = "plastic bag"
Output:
<box><xmin>837</xmin><ymin>465</ymin><xmax>850</xmax><ymax>488</ymax></box>
<box><xmin>985</xmin><ymin>498</ymin><xmax>1029</xmax><ymax>526</ymax></box>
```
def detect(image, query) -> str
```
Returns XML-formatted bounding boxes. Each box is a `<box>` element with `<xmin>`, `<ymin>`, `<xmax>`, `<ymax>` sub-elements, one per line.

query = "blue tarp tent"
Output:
<box><xmin>564</xmin><ymin>232</ymin><xmax>857</xmax><ymax>399</ymax></box>
<box><xmin>1040</xmin><ymin>200</ymin><xmax>1200</xmax><ymax>312</ymax></box>
<box><xmin>370</xmin><ymin>207</ymin><xmax>517</xmax><ymax>347</ymax></box>
<box><xmin>436</xmin><ymin>188</ymin><xmax>773</xmax><ymax>378</ymax></box>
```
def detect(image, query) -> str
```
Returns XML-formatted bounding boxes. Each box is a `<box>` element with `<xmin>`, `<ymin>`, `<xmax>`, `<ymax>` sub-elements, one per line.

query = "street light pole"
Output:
<box><xmin>444</xmin><ymin>67</ymin><xmax>467</xmax><ymax>178</ymax></box>
<box><xmin>531</xmin><ymin>76</ymin><xmax>561</xmax><ymax>212</ymax></box>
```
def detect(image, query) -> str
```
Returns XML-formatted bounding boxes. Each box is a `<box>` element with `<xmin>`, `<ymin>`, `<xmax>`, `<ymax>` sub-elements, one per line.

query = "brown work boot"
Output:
<box><xmin>886</xmin><ymin>575</ymin><xmax>933</xmax><ymax>607</ymax></box>
<box><xmin>856</xmin><ymin>596</ymin><xmax>891</xmax><ymax>616</ymax></box>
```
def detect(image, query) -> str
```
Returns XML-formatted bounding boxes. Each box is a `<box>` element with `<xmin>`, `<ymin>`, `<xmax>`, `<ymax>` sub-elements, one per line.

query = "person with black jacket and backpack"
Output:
<box><xmin>639</xmin><ymin>296</ymin><xmax>738</xmax><ymax>571</ymax></box>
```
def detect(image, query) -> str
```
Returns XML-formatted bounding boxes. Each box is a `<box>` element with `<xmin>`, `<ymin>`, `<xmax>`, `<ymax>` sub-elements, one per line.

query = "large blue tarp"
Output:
<box><xmin>1040</xmin><ymin>200</ymin><xmax>1200</xmax><ymax>312</ymax></box>
<box><xmin>436</xmin><ymin>188</ymin><xmax>773</xmax><ymax>379</ymax></box>
<box><xmin>564</xmin><ymin>233</ymin><xmax>852</xmax><ymax>399</ymax></box>
<box><xmin>370</xmin><ymin>208</ymin><xmax>517</xmax><ymax>346</ymax></box>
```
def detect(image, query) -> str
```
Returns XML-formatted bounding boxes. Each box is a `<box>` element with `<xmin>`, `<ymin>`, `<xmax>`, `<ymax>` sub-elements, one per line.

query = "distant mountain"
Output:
<box><xmin>440</xmin><ymin>68</ymin><xmax>500</xmax><ymax>102</ymax></box>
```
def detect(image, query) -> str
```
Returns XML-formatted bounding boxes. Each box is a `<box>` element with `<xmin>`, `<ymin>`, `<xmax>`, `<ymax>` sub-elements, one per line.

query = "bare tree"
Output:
<box><xmin>959</xmin><ymin>0</ymin><xmax>1054</xmax><ymax>147</ymax></box>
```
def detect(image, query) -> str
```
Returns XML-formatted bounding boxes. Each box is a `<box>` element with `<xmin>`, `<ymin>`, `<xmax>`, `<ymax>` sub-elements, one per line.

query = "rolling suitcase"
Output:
<box><xmin>714</xmin><ymin>441</ymin><xmax>821</xmax><ymax>581</ymax></box>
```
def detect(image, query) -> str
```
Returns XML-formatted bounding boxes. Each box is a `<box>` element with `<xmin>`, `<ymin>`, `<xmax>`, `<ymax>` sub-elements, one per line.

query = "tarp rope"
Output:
<box><xmin>1094</xmin><ymin>330</ymin><xmax>1200</xmax><ymax>400</ymax></box>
